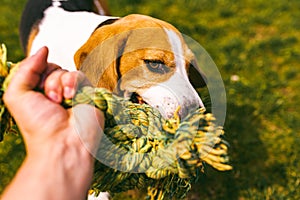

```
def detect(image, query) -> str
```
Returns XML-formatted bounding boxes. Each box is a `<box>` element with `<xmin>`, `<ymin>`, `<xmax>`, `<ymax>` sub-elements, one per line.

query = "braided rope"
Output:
<box><xmin>0</xmin><ymin>44</ymin><xmax>232</xmax><ymax>199</ymax></box>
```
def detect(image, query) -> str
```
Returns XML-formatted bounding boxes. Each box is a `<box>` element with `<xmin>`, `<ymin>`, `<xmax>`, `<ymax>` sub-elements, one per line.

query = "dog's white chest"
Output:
<box><xmin>30</xmin><ymin>6</ymin><xmax>116</xmax><ymax>71</ymax></box>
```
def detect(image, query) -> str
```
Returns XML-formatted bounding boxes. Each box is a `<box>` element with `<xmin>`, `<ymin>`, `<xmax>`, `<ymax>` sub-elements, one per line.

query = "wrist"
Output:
<box><xmin>2</xmin><ymin>135</ymin><xmax>94</xmax><ymax>200</ymax></box>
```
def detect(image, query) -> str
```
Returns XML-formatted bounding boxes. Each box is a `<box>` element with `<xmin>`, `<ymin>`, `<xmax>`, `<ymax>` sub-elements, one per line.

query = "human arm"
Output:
<box><xmin>1</xmin><ymin>47</ymin><xmax>104</xmax><ymax>200</ymax></box>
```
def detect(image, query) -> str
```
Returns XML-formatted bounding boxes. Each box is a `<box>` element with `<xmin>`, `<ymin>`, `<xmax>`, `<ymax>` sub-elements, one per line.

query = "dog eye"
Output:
<box><xmin>144</xmin><ymin>60</ymin><xmax>170</xmax><ymax>74</ymax></box>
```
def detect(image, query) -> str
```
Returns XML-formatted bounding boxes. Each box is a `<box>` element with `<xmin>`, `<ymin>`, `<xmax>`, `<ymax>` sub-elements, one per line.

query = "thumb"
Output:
<box><xmin>3</xmin><ymin>46</ymin><xmax>49</xmax><ymax>118</ymax></box>
<box><xmin>9</xmin><ymin>47</ymin><xmax>49</xmax><ymax>93</ymax></box>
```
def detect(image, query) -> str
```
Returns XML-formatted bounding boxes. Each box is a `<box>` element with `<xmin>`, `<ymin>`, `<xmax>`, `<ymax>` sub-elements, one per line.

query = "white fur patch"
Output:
<box><xmin>164</xmin><ymin>29</ymin><xmax>187</xmax><ymax>79</ymax></box>
<box><xmin>29</xmin><ymin>6</ymin><xmax>117</xmax><ymax>71</ymax></box>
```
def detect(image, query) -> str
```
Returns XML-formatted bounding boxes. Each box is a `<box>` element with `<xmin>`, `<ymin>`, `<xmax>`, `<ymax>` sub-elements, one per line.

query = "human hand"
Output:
<box><xmin>2</xmin><ymin>47</ymin><xmax>104</xmax><ymax>200</ymax></box>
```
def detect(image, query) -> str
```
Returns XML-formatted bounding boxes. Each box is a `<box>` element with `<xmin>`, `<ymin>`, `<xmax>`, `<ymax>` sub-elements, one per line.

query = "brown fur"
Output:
<box><xmin>74</xmin><ymin>14</ymin><xmax>205</xmax><ymax>93</ymax></box>
<box><xmin>26</xmin><ymin>25</ymin><xmax>39</xmax><ymax>56</ymax></box>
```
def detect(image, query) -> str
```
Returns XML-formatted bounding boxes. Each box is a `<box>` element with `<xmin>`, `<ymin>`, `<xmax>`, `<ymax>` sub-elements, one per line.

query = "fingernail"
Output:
<box><xmin>64</xmin><ymin>86</ymin><xmax>75</xmax><ymax>99</ymax></box>
<box><xmin>48</xmin><ymin>91</ymin><xmax>60</xmax><ymax>103</ymax></box>
<box><xmin>34</xmin><ymin>46</ymin><xmax>48</xmax><ymax>57</ymax></box>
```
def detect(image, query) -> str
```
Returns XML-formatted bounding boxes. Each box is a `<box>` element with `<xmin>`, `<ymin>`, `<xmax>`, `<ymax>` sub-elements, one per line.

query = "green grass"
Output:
<box><xmin>1</xmin><ymin>0</ymin><xmax>299</xmax><ymax>199</ymax></box>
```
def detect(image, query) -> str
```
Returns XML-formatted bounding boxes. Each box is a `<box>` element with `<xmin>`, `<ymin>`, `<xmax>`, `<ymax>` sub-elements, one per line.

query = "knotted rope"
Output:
<box><xmin>0</xmin><ymin>44</ymin><xmax>232</xmax><ymax>200</ymax></box>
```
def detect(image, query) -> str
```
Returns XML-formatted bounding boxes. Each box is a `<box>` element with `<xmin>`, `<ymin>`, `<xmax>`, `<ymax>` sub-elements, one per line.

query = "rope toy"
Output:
<box><xmin>0</xmin><ymin>44</ymin><xmax>232</xmax><ymax>200</ymax></box>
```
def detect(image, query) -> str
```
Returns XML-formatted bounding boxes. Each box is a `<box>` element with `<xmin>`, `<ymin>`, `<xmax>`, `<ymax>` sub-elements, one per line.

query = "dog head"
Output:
<box><xmin>75</xmin><ymin>14</ymin><xmax>206</xmax><ymax>119</ymax></box>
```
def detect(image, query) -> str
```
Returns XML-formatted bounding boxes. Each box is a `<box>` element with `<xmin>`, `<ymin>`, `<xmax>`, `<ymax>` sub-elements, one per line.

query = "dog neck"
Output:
<box><xmin>28</xmin><ymin>6</ymin><xmax>117</xmax><ymax>71</ymax></box>
<box><xmin>51</xmin><ymin>0</ymin><xmax>104</xmax><ymax>13</ymax></box>
<box><xmin>20</xmin><ymin>0</ymin><xmax>109</xmax><ymax>54</ymax></box>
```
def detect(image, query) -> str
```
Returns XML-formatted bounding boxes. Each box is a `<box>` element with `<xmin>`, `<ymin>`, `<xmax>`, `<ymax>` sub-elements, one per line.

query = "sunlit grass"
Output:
<box><xmin>0</xmin><ymin>0</ymin><xmax>299</xmax><ymax>199</ymax></box>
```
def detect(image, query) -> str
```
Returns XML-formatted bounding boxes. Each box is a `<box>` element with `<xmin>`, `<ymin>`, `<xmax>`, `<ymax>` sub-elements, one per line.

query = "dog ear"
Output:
<box><xmin>188</xmin><ymin>59</ymin><xmax>207</xmax><ymax>88</ymax></box>
<box><xmin>74</xmin><ymin>26</ymin><xmax>130</xmax><ymax>91</ymax></box>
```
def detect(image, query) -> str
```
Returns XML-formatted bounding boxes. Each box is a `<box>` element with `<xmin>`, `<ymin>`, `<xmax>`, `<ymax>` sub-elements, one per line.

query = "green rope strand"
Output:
<box><xmin>0</xmin><ymin>44</ymin><xmax>232</xmax><ymax>200</ymax></box>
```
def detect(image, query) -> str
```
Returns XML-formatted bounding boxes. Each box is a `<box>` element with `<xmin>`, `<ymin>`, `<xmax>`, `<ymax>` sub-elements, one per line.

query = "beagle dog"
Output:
<box><xmin>20</xmin><ymin>0</ymin><xmax>206</xmax><ymax>120</ymax></box>
<box><xmin>20</xmin><ymin>0</ymin><xmax>206</xmax><ymax>198</ymax></box>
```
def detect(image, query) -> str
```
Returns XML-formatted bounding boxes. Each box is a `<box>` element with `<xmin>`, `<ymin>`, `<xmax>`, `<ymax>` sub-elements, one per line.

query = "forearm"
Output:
<box><xmin>1</xmin><ymin>142</ymin><xmax>94</xmax><ymax>200</ymax></box>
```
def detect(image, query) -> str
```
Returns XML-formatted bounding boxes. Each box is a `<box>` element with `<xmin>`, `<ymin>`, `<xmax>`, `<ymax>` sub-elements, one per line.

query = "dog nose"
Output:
<box><xmin>177</xmin><ymin>94</ymin><xmax>204</xmax><ymax>119</ymax></box>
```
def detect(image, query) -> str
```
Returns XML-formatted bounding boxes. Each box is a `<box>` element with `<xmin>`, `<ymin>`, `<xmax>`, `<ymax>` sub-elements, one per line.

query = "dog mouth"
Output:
<box><xmin>129</xmin><ymin>92</ymin><xmax>147</xmax><ymax>104</ymax></box>
<box><xmin>126</xmin><ymin>87</ymin><xmax>203</xmax><ymax>120</ymax></box>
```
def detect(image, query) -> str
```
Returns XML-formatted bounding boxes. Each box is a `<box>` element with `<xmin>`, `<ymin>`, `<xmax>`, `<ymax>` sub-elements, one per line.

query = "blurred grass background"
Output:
<box><xmin>0</xmin><ymin>0</ymin><xmax>299</xmax><ymax>199</ymax></box>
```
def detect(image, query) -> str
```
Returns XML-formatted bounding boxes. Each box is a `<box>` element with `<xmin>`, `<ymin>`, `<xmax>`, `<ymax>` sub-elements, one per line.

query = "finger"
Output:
<box><xmin>7</xmin><ymin>47</ymin><xmax>49</xmax><ymax>93</ymax></box>
<box><xmin>44</xmin><ymin>69</ymin><xmax>68</xmax><ymax>103</ymax></box>
<box><xmin>38</xmin><ymin>63</ymin><xmax>62</xmax><ymax>89</ymax></box>
<box><xmin>61</xmin><ymin>71</ymin><xmax>92</xmax><ymax>99</ymax></box>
